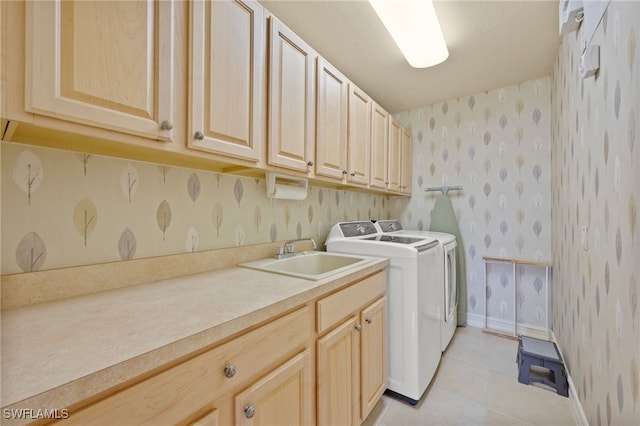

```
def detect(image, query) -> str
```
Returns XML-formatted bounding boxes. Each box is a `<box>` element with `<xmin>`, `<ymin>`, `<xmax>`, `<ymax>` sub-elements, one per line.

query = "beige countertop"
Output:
<box><xmin>1</xmin><ymin>257</ymin><xmax>388</xmax><ymax>416</ymax></box>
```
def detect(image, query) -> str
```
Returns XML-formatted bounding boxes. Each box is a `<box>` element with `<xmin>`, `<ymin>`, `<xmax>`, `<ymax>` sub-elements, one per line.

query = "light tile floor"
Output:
<box><xmin>362</xmin><ymin>326</ymin><xmax>575</xmax><ymax>426</ymax></box>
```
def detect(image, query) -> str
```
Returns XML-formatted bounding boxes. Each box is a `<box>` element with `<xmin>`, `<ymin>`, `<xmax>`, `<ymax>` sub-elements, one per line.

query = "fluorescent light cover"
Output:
<box><xmin>369</xmin><ymin>0</ymin><xmax>449</xmax><ymax>68</ymax></box>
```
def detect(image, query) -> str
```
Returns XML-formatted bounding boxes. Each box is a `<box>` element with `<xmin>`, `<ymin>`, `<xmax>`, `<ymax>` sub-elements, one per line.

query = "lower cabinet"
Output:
<box><xmin>360</xmin><ymin>297</ymin><xmax>387</xmax><ymax>420</ymax></box>
<box><xmin>317</xmin><ymin>316</ymin><xmax>360</xmax><ymax>426</ymax></box>
<box><xmin>316</xmin><ymin>272</ymin><xmax>387</xmax><ymax>425</ymax></box>
<box><xmin>235</xmin><ymin>349</ymin><xmax>312</xmax><ymax>426</ymax></box>
<box><xmin>46</xmin><ymin>272</ymin><xmax>387</xmax><ymax>426</ymax></box>
<box><xmin>189</xmin><ymin>409</ymin><xmax>220</xmax><ymax>426</ymax></box>
<box><xmin>59</xmin><ymin>307</ymin><xmax>311</xmax><ymax>426</ymax></box>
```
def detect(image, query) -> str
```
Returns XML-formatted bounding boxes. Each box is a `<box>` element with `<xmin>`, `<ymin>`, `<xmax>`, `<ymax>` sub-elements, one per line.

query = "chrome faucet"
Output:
<box><xmin>275</xmin><ymin>238</ymin><xmax>317</xmax><ymax>259</ymax></box>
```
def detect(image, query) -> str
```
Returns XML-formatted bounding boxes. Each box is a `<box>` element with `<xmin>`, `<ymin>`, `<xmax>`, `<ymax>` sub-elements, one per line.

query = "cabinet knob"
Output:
<box><xmin>355</xmin><ymin>324</ymin><xmax>362</xmax><ymax>332</ymax></box>
<box><xmin>244</xmin><ymin>405</ymin><xmax>256</xmax><ymax>419</ymax></box>
<box><xmin>350</xmin><ymin>172</ymin><xmax>356</xmax><ymax>177</ymax></box>
<box><xmin>307</xmin><ymin>160</ymin><xmax>314</xmax><ymax>167</ymax></box>
<box><xmin>194</xmin><ymin>131</ymin><xmax>205</xmax><ymax>140</ymax></box>
<box><xmin>342</xmin><ymin>170</ymin><xmax>348</xmax><ymax>175</ymax></box>
<box><xmin>160</xmin><ymin>120</ymin><xmax>173</xmax><ymax>131</ymax></box>
<box><xmin>365</xmin><ymin>317</ymin><xmax>372</xmax><ymax>324</ymax></box>
<box><xmin>224</xmin><ymin>364</ymin><xmax>237</xmax><ymax>378</ymax></box>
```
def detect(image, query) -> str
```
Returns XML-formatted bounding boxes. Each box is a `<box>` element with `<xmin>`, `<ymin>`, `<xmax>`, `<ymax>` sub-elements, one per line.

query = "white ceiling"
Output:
<box><xmin>259</xmin><ymin>0</ymin><xmax>560</xmax><ymax>114</ymax></box>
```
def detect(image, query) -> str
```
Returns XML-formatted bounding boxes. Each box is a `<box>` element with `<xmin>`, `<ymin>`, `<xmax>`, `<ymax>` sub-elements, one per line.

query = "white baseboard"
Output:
<box><xmin>465</xmin><ymin>313</ymin><xmax>550</xmax><ymax>340</ymax></box>
<box><xmin>550</xmin><ymin>331</ymin><xmax>588</xmax><ymax>426</ymax></box>
<box><xmin>466</xmin><ymin>312</ymin><xmax>485</xmax><ymax>328</ymax></box>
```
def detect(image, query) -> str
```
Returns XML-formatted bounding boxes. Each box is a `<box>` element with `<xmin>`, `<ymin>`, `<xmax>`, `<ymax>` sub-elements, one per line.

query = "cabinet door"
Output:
<box><xmin>315</xmin><ymin>57</ymin><xmax>347</xmax><ymax>180</ymax></box>
<box><xmin>235</xmin><ymin>350</ymin><xmax>313</xmax><ymax>426</ymax></box>
<box><xmin>369</xmin><ymin>102</ymin><xmax>389</xmax><ymax>189</ymax></box>
<box><xmin>189</xmin><ymin>0</ymin><xmax>264</xmax><ymax>161</ymax></box>
<box><xmin>347</xmin><ymin>83</ymin><xmax>371</xmax><ymax>186</ymax></box>
<box><xmin>26</xmin><ymin>0</ymin><xmax>174</xmax><ymax>142</ymax></box>
<box><xmin>268</xmin><ymin>17</ymin><xmax>315</xmax><ymax>173</ymax></box>
<box><xmin>400</xmin><ymin>127</ymin><xmax>412</xmax><ymax>194</ymax></box>
<box><xmin>360</xmin><ymin>297</ymin><xmax>387</xmax><ymax>422</ymax></box>
<box><xmin>387</xmin><ymin>118</ymin><xmax>402</xmax><ymax>192</ymax></box>
<box><xmin>189</xmin><ymin>409</ymin><xmax>220</xmax><ymax>426</ymax></box>
<box><xmin>317</xmin><ymin>316</ymin><xmax>359</xmax><ymax>426</ymax></box>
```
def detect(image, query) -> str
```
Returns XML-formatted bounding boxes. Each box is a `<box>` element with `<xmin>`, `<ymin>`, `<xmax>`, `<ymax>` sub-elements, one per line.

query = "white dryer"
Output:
<box><xmin>326</xmin><ymin>221</ymin><xmax>441</xmax><ymax>404</ymax></box>
<box><xmin>375</xmin><ymin>220</ymin><xmax>458</xmax><ymax>352</ymax></box>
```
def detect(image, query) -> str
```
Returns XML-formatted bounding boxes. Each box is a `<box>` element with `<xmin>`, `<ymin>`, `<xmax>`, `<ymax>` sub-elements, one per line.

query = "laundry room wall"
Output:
<box><xmin>1</xmin><ymin>142</ymin><xmax>406</xmax><ymax>275</ymax></box>
<box><xmin>551</xmin><ymin>1</ymin><xmax>639</xmax><ymax>423</ymax></box>
<box><xmin>395</xmin><ymin>77</ymin><xmax>552</xmax><ymax>332</ymax></box>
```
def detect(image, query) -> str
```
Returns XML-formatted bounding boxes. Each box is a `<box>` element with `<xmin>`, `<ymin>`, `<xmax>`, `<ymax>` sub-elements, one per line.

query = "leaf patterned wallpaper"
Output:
<box><xmin>1</xmin><ymin>142</ymin><xmax>404</xmax><ymax>274</ymax></box>
<box><xmin>395</xmin><ymin>77</ymin><xmax>552</xmax><ymax>331</ymax></box>
<box><xmin>551</xmin><ymin>1</ymin><xmax>639</xmax><ymax>424</ymax></box>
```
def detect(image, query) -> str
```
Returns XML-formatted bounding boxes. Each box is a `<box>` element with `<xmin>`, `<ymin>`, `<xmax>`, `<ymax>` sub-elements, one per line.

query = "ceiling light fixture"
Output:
<box><xmin>369</xmin><ymin>0</ymin><xmax>449</xmax><ymax>68</ymax></box>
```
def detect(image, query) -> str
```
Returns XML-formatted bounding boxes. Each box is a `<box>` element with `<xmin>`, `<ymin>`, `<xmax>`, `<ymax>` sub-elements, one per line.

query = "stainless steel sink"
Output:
<box><xmin>239</xmin><ymin>251</ymin><xmax>371</xmax><ymax>281</ymax></box>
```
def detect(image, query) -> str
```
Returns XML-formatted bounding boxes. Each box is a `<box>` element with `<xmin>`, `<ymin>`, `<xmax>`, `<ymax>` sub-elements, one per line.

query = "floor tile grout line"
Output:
<box><xmin>443</xmin><ymin>352</ymin><xmax>520</xmax><ymax>377</ymax></box>
<box><xmin>427</xmin><ymin>386</ymin><xmax>490</xmax><ymax>411</ymax></box>
<box><xmin>487</xmin><ymin>407</ymin><xmax>536</xmax><ymax>426</ymax></box>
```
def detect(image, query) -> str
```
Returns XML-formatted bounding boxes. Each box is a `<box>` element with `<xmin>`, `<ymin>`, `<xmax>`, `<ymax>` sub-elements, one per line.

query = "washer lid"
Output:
<box><xmin>337</xmin><ymin>221</ymin><xmax>378</xmax><ymax>237</ymax></box>
<box><xmin>362</xmin><ymin>235</ymin><xmax>425</xmax><ymax>245</ymax></box>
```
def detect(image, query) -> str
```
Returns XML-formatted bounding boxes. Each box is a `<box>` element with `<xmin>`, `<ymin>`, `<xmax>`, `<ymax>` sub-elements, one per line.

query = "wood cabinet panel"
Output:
<box><xmin>235</xmin><ymin>350</ymin><xmax>312</xmax><ymax>426</ymax></box>
<box><xmin>317</xmin><ymin>317</ymin><xmax>359</xmax><ymax>426</ymax></box>
<box><xmin>315</xmin><ymin>57</ymin><xmax>348</xmax><ymax>180</ymax></box>
<box><xmin>189</xmin><ymin>0</ymin><xmax>264</xmax><ymax>161</ymax></box>
<box><xmin>316</xmin><ymin>287</ymin><xmax>387</xmax><ymax>425</ymax></box>
<box><xmin>316</xmin><ymin>271</ymin><xmax>386</xmax><ymax>335</ymax></box>
<box><xmin>369</xmin><ymin>102</ymin><xmax>389</xmax><ymax>189</ymax></box>
<box><xmin>267</xmin><ymin>17</ymin><xmax>315</xmax><ymax>173</ymax></box>
<box><xmin>360</xmin><ymin>297</ymin><xmax>387</xmax><ymax>421</ymax></box>
<box><xmin>387</xmin><ymin>117</ymin><xmax>402</xmax><ymax>192</ymax></box>
<box><xmin>26</xmin><ymin>0</ymin><xmax>174</xmax><ymax>142</ymax></box>
<box><xmin>189</xmin><ymin>409</ymin><xmax>219</xmax><ymax>426</ymax></box>
<box><xmin>400</xmin><ymin>127</ymin><xmax>412</xmax><ymax>194</ymax></box>
<box><xmin>347</xmin><ymin>83</ymin><xmax>371</xmax><ymax>186</ymax></box>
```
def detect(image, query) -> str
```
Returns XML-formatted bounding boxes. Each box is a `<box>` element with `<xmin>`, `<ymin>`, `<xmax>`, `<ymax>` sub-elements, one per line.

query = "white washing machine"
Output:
<box><xmin>375</xmin><ymin>220</ymin><xmax>458</xmax><ymax>352</ymax></box>
<box><xmin>326</xmin><ymin>221</ymin><xmax>442</xmax><ymax>404</ymax></box>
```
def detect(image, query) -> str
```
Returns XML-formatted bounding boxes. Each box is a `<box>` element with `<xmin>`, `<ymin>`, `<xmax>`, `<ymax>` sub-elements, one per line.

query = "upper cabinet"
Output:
<box><xmin>6</xmin><ymin>0</ymin><xmax>412</xmax><ymax>196</ymax></box>
<box><xmin>315</xmin><ymin>57</ymin><xmax>348</xmax><ymax>180</ymax></box>
<box><xmin>25</xmin><ymin>0</ymin><xmax>175</xmax><ymax>142</ymax></box>
<box><xmin>400</xmin><ymin>127</ymin><xmax>412</xmax><ymax>194</ymax></box>
<box><xmin>188</xmin><ymin>0</ymin><xmax>265</xmax><ymax>162</ymax></box>
<box><xmin>346</xmin><ymin>83</ymin><xmax>371</xmax><ymax>186</ymax></box>
<box><xmin>369</xmin><ymin>102</ymin><xmax>389</xmax><ymax>190</ymax></box>
<box><xmin>387</xmin><ymin>117</ymin><xmax>403</xmax><ymax>192</ymax></box>
<box><xmin>267</xmin><ymin>17</ymin><xmax>316</xmax><ymax>174</ymax></box>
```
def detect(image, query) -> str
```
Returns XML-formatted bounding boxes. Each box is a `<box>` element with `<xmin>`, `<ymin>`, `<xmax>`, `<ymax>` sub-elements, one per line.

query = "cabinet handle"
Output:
<box><xmin>355</xmin><ymin>324</ymin><xmax>362</xmax><ymax>332</ymax></box>
<box><xmin>224</xmin><ymin>364</ymin><xmax>237</xmax><ymax>378</ymax></box>
<box><xmin>244</xmin><ymin>405</ymin><xmax>256</xmax><ymax>419</ymax></box>
<box><xmin>307</xmin><ymin>160</ymin><xmax>314</xmax><ymax>167</ymax></box>
<box><xmin>194</xmin><ymin>131</ymin><xmax>205</xmax><ymax>140</ymax></box>
<box><xmin>365</xmin><ymin>317</ymin><xmax>372</xmax><ymax>324</ymax></box>
<box><xmin>160</xmin><ymin>120</ymin><xmax>173</xmax><ymax>131</ymax></box>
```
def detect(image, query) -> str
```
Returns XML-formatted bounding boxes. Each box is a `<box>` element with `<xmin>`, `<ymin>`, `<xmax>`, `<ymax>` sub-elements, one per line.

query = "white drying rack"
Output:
<box><xmin>482</xmin><ymin>256</ymin><xmax>551</xmax><ymax>340</ymax></box>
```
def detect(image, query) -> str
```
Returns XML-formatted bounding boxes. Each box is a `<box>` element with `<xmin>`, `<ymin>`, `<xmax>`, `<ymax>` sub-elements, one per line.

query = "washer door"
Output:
<box><xmin>444</xmin><ymin>242</ymin><xmax>457</xmax><ymax>322</ymax></box>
